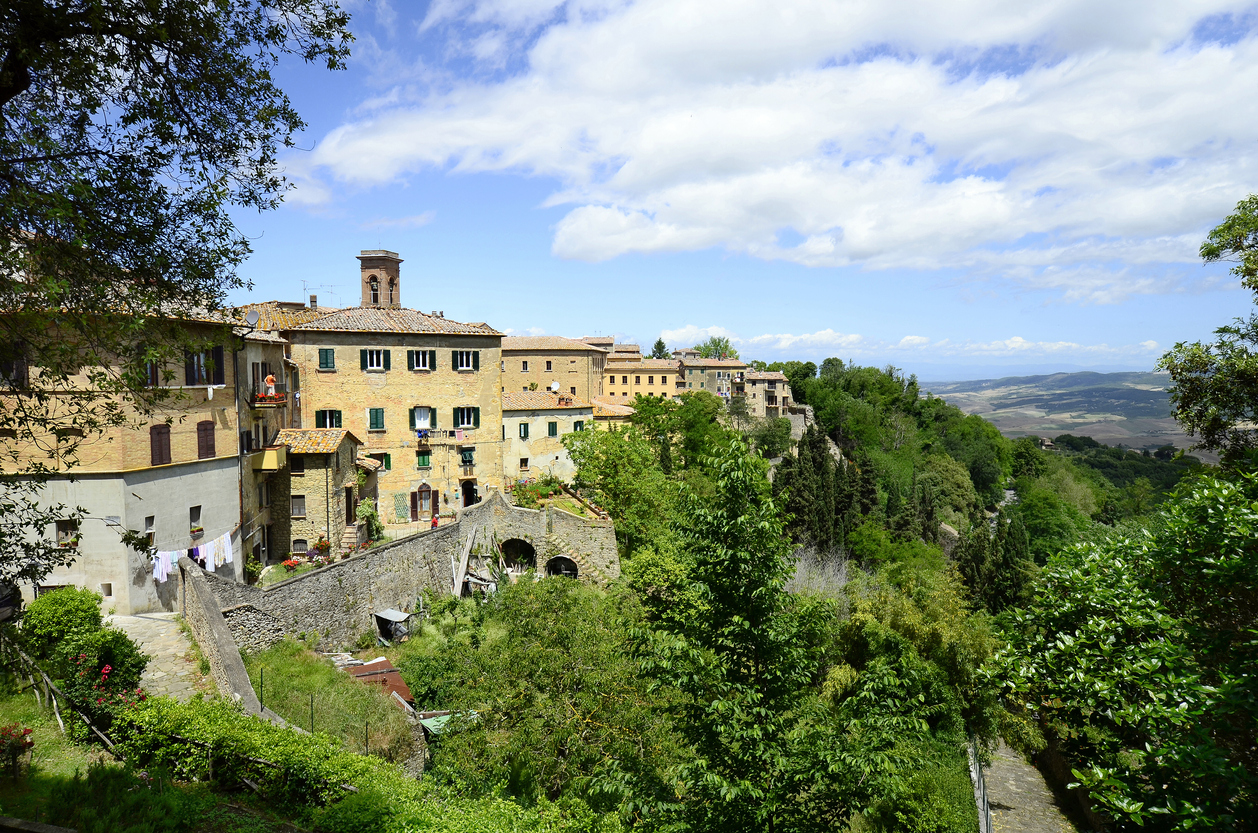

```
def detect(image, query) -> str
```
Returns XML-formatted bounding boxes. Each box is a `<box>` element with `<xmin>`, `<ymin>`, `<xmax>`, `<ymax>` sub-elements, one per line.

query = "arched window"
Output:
<box><xmin>369</xmin><ymin>276</ymin><xmax>379</xmax><ymax>305</ymax></box>
<box><xmin>387</xmin><ymin>278</ymin><xmax>395</xmax><ymax>305</ymax></box>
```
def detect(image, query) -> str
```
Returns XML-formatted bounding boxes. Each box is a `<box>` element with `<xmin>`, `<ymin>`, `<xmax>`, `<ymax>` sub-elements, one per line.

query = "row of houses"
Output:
<box><xmin>20</xmin><ymin>250</ymin><xmax>790</xmax><ymax>614</ymax></box>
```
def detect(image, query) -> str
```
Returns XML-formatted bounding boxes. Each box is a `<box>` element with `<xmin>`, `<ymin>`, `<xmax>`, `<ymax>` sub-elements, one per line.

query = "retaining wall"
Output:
<box><xmin>179</xmin><ymin>556</ymin><xmax>262</xmax><ymax>713</ymax></box>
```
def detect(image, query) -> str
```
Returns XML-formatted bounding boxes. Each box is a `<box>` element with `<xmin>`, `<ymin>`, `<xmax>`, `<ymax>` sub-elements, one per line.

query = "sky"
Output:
<box><xmin>228</xmin><ymin>0</ymin><xmax>1258</xmax><ymax>381</ymax></box>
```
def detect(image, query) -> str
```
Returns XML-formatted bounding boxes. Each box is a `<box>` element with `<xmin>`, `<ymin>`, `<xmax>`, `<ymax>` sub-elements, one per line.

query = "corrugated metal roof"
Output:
<box><xmin>290</xmin><ymin>306</ymin><xmax>501</xmax><ymax>336</ymax></box>
<box><xmin>502</xmin><ymin>391</ymin><xmax>592</xmax><ymax>411</ymax></box>
<box><xmin>276</xmin><ymin>428</ymin><xmax>360</xmax><ymax>454</ymax></box>
<box><xmin>501</xmin><ymin>336</ymin><xmax>608</xmax><ymax>352</ymax></box>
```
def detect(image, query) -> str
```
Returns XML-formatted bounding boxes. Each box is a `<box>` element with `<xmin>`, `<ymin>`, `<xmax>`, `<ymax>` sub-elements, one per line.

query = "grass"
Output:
<box><xmin>258</xmin><ymin>563</ymin><xmax>318</xmax><ymax>587</ymax></box>
<box><xmin>243</xmin><ymin>639</ymin><xmax>413</xmax><ymax>763</ymax></box>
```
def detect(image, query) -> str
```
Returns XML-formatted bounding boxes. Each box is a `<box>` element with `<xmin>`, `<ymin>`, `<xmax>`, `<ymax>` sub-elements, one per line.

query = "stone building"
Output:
<box><xmin>272</xmin><ymin>428</ymin><xmax>367</xmax><ymax>557</ymax></box>
<box><xmin>739</xmin><ymin>371</ymin><xmax>794</xmax><ymax>418</ymax></box>
<box><xmin>285</xmin><ymin>251</ymin><xmax>505</xmax><ymax>530</ymax></box>
<box><xmin>500</xmin><ymin>336</ymin><xmax>608</xmax><ymax>400</ymax></box>
<box><xmin>602</xmin><ymin>358</ymin><xmax>681</xmax><ymax>401</ymax></box>
<box><xmin>501</xmin><ymin>391</ymin><xmax>593</xmax><ymax>482</ymax></box>
<box><xmin>677</xmin><ymin>356</ymin><xmax>748</xmax><ymax>398</ymax></box>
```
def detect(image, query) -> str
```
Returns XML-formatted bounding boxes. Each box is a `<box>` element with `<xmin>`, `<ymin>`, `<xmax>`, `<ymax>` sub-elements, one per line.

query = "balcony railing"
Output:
<box><xmin>251</xmin><ymin>382</ymin><xmax>288</xmax><ymax>408</ymax></box>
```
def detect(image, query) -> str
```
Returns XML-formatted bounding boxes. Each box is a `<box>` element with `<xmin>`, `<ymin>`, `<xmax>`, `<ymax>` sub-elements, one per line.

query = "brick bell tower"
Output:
<box><xmin>357</xmin><ymin>250</ymin><xmax>403</xmax><ymax>309</ymax></box>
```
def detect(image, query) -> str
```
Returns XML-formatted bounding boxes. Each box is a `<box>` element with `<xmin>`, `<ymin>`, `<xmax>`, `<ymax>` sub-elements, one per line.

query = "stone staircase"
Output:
<box><xmin>339</xmin><ymin>523</ymin><xmax>359</xmax><ymax>554</ymax></box>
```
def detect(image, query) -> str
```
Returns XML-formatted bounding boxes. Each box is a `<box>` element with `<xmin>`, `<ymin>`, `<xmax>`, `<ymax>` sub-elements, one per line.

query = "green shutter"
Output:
<box><xmin>428</xmin><ymin>350</ymin><xmax>436</xmax><ymax>371</ymax></box>
<box><xmin>408</xmin><ymin>407</ymin><xmax>416</xmax><ymax>430</ymax></box>
<box><xmin>452</xmin><ymin>351</ymin><xmax>458</xmax><ymax>370</ymax></box>
<box><xmin>430</xmin><ymin>408</ymin><xmax>437</xmax><ymax>429</ymax></box>
<box><xmin>384</xmin><ymin>453</ymin><xmax>391</xmax><ymax>470</ymax></box>
<box><xmin>473</xmin><ymin>407</ymin><xmax>480</xmax><ymax>428</ymax></box>
<box><xmin>383</xmin><ymin>350</ymin><xmax>391</xmax><ymax>370</ymax></box>
<box><xmin>472</xmin><ymin>351</ymin><xmax>479</xmax><ymax>371</ymax></box>
<box><xmin>453</xmin><ymin>407</ymin><xmax>460</xmax><ymax>428</ymax></box>
<box><xmin>360</xmin><ymin>349</ymin><xmax>368</xmax><ymax>370</ymax></box>
<box><xmin>406</xmin><ymin>350</ymin><xmax>415</xmax><ymax>370</ymax></box>
<box><xmin>333</xmin><ymin>410</ymin><xmax>342</xmax><ymax>428</ymax></box>
<box><xmin>548</xmin><ymin>421</ymin><xmax>557</xmax><ymax>437</ymax></box>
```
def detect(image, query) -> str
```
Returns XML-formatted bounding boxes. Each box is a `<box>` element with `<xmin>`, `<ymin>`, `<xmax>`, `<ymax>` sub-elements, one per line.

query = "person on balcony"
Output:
<box><xmin>264</xmin><ymin>373</ymin><xmax>276</xmax><ymax>396</ymax></box>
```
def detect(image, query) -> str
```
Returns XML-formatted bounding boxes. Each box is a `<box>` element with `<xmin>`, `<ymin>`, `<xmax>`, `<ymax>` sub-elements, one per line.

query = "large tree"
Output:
<box><xmin>1159</xmin><ymin>195</ymin><xmax>1258</xmax><ymax>462</ymax></box>
<box><xmin>650</xmin><ymin>337</ymin><xmax>669</xmax><ymax>359</ymax></box>
<box><xmin>694</xmin><ymin>335</ymin><xmax>739</xmax><ymax>359</ymax></box>
<box><xmin>0</xmin><ymin>0</ymin><xmax>352</xmax><ymax>585</ymax></box>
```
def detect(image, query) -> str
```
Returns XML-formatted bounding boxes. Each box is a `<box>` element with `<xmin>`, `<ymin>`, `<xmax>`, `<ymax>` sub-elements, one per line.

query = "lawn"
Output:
<box><xmin>257</xmin><ymin>562</ymin><xmax>318</xmax><ymax>587</ymax></box>
<box><xmin>243</xmin><ymin>639</ymin><xmax>414</xmax><ymax>762</ymax></box>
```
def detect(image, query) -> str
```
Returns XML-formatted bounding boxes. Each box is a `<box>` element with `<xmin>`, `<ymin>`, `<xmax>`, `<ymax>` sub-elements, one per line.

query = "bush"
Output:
<box><xmin>47</xmin><ymin>763</ymin><xmax>197</xmax><ymax>833</ymax></box>
<box><xmin>21</xmin><ymin>586</ymin><xmax>102</xmax><ymax>659</ymax></box>
<box><xmin>312</xmin><ymin>789</ymin><xmax>395</xmax><ymax>833</ymax></box>
<box><xmin>57</xmin><ymin>626</ymin><xmax>149</xmax><ymax>692</ymax></box>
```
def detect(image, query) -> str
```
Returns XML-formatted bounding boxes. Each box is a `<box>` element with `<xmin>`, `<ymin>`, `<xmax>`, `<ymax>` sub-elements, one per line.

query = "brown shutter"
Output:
<box><xmin>410</xmin><ymin>491</ymin><xmax>419</xmax><ymax>522</ymax></box>
<box><xmin>197</xmin><ymin>421</ymin><xmax>215</xmax><ymax>459</ymax></box>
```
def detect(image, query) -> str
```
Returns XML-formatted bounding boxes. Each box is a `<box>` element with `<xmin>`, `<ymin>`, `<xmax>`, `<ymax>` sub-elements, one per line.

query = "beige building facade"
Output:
<box><xmin>501</xmin><ymin>336</ymin><xmax>608</xmax><ymax>400</ymax></box>
<box><xmin>739</xmin><ymin>371</ymin><xmax>794</xmax><ymax>418</ymax></box>
<box><xmin>678</xmin><ymin>357</ymin><xmax>748</xmax><ymax>399</ymax></box>
<box><xmin>501</xmin><ymin>391</ymin><xmax>593</xmax><ymax>482</ymax></box>
<box><xmin>602</xmin><ymin>358</ymin><xmax>680</xmax><ymax>401</ymax></box>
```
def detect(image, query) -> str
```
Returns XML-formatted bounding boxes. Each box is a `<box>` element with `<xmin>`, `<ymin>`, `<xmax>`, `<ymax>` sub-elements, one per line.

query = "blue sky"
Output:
<box><xmin>228</xmin><ymin>0</ymin><xmax>1258</xmax><ymax>381</ymax></box>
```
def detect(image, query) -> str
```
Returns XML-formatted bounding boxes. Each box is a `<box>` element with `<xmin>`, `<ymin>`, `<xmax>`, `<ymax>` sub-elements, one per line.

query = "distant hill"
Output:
<box><xmin>923</xmin><ymin>370</ymin><xmax>1208</xmax><ymax>457</ymax></box>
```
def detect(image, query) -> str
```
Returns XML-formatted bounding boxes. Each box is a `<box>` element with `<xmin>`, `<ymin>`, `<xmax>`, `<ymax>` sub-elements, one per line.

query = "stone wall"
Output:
<box><xmin>196</xmin><ymin>489</ymin><xmax>619</xmax><ymax>651</ymax></box>
<box><xmin>178</xmin><ymin>556</ymin><xmax>262</xmax><ymax>713</ymax></box>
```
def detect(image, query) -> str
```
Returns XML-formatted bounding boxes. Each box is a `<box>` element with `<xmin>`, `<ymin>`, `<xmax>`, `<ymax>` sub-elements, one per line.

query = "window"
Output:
<box><xmin>369</xmin><ymin>276</ymin><xmax>379</xmax><ymax>304</ymax></box>
<box><xmin>184</xmin><ymin>346</ymin><xmax>225</xmax><ymax>386</ymax></box>
<box><xmin>460</xmin><ymin>447</ymin><xmax>475</xmax><ymax>466</ymax></box>
<box><xmin>519</xmin><ymin>422</ymin><xmax>529</xmax><ymax>439</ymax></box>
<box><xmin>361</xmin><ymin>349</ymin><xmax>390</xmax><ymax>371</ymax></box>
<box><xmin>453</xmin><ymin>350</ymin><xmax>479</xmax><ymax>371</ymax></box>
<box><xmin>648</xmin><ymin>376</ymin><xmax>654</xmax><ymax>385</ymax></box>
<box><xmin>291</xmin><ymin>495</ymin><xmax>306</xmax><ymax>517</ymax></box>
<box><xmin>700</xmin><ymin>382</ymin><xmax>705</xmax><ymax>388</ymax></box>
<box><xmin>100</xmin><ymin>583</ymin><xmax>113</xmax><ymax>598</ymax></box>
<box><xmin>548</xmin><ymin>421</ymin><xmax>558</xmax><ymax>437</ymax></box>
<box><xmin>150</xmin><ymin>424</ymin><xmax>171</xmax><ymax>465</ymax></box>
<box><xmin>292</xmin><ymin>539</ymin><xmax>308</xmax><ymax>554</ymax></box>
<box><xmin>318</xmin><ymin>348</ymin><xmax>335</xmax><ymax>370</ymax></box>
<box><xmin>407</xmin><ymin>349</ymin><xmax>434</xmax><ymax>370</ymax></box>
<box><xmin>144</xmin><ymin>516</ymin><xmax>155</xmax><ymax>548</ymax></box>
<box><xmin>368</xmin><ymin>408</ymin><xmax>385</xmax><ymax>430</ymax></box>
<box><xmin>570</xmin><ymin>386</ymin><xmax>576</xmax><ymax>395</ymax></box>
<box><xmin>521</xmin><ymin>360</ymin><xmax>529</xmax><ymax>371</ymax></box>
<box><xmin>410</xmin><ymin>406</ymin><xmax>433</xmax><ymax>430</ymax></box>
<box><xmin>387</xmin><ymin>278</ymin><xmax>395</xmax><ymax>305</ymax></box>
<box><xmin>196</xmin><ymin>421</ymin><xmax>215</xmax><ymax>459</ymax></box>
<box><xmin>55</xmin><ymin>519</ymin><xmax>79</xmax><ymax>545</ymax></box>
<box><xmin>545</xmin><ymin>360</ymin><xmax>553</xmax><ymax>371</ymax></box>
<box><xmin>290</xmin><ymin>455</ymin><xmax>305</xmax><ymax>475</ymax></box>
<box><xmin>621</xmin><ymin>376</ymin><xmax>628</xmax><ymax>384</ymax></box>
<box><xmin>315</xmin><ymin>410</ymin><xmax>342</xmax><ymax>428</ymax></box>
<box><xmin>411</xmin><ymin>488</ymin><xmax>432</xmax><ymax>521</ymax></box>
<box><xmin>368</xmin><ymin>452</ymin><xmax>391</xmax><ymax>471</ymax></box>
<box><xmin>189</xmin><ymin>505</ymin><xmax>202</xmax><ymax>531</ymax></box>
<box><xmin>416</xmin><ymin>450</ymin><xmax>431</xmax><ymax>468</ymax></box>
<box><xmin>454</xmin><ymin>407</ymin><xmax>480</xmax><ymax>428</ymax></box>
<box><xmin>661</xmin><ymin>376</ymin><xmax>668</xmax><ymax>385</ymax></box>
<box><xmin>635</xmin><ymin>376</ymin><xmax>641</xmax><ymax>385</ymax></box>
<box><xmin>573</xmin><ymin>421</ymin><xmax>584</xmax><ymax>432</ymax></box>
<box><xmin>520</xmin><ymin>457</ymin><xmax>530</xmax><ymax>470</ymax></box>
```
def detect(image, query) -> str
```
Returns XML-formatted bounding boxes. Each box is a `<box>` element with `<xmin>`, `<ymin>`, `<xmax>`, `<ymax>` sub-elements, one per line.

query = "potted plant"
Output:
<box><xmin>189</xmin><ymin>525</ymin><xmax>204</xmax><ymax>538</ymax></box>
<box><xmin>0</xmin><ymin>724</ymin><xmax>34</xmax><ymax>780</ymax></box>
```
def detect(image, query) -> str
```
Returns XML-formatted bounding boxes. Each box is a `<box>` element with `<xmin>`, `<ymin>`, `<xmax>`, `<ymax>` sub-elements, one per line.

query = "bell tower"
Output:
<box><xmin>357</xmin><ymin>250</ymin><xmax>402</xmax><ymax>309</ymax></box>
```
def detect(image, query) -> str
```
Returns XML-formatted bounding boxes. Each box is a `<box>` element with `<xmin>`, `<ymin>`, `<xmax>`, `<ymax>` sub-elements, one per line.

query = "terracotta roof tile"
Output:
<box><xmin>681</xmin><ymin>358</ymin><xmax>747</xmax><ymax>367</ymax></box>
<box><xmin>605</xmin><ymin>358</ymin><xmax>679</xmax><ymax>370</ymax></box>
<box><xmin>290</xmin><ymin>307</ymin><xmax>501</xmax><ymax>336</ymax></box>
<box><xmin>591</xmin><ymin>397</ymin><xmax>636</xmax><ymax>417</ymax></box>
<box><xmin>745</xmin><ymin>371</ymin><xmax>788</xmax><ymax>381</ymax></box>
<box><xmin>276</xmin><ymin>429</ymin><xmax>361</xmax><ymax>455</ymax></box>
<box><xmin>231</xmin><ymin>301</ymin><xmax>333</xmax><ymax>331</ymax></box>
<box><xmin>501</xmin><ymin>391</ymin><xmax>592</xmax><ymax>411</ymax></box>
<box><xmin>501</xmin><ymin>336</ymin><xmax>608</xmax><ymax>352</ymax></box>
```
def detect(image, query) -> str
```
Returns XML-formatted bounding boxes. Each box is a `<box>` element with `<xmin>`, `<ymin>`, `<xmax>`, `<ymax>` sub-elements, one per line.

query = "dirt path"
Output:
<box><xmin>107</xmin><ymin>612</ymin><xmax>198</xmax><ymax>701</ymax></box>
<box><xmin>987</xmin><ymin>743</ymin><xmax>1078</xmax><ymax>833</ymax></box>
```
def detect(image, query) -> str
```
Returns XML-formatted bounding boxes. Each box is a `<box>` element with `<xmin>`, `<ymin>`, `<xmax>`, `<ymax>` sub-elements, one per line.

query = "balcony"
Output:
<box><xmin>251</xmin><ymin>382</ymin><xmax>288</xmax><ymax>409</ymax></box>
<box><xmin>251</xmin><ymin>446</ymin><xmax>287</xmax><ymax>471</ymax></box>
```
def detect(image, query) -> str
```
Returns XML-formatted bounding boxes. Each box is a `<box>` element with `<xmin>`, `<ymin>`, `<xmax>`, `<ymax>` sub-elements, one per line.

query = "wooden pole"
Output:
<box><xmin>310</xmin><ymin>693</ymin><xmax>314</xmax><ymax>735</ymax></box>
<box><xmin>49</xmin><ymin>690</ymin><xmax>66</xmax><ymax>735</ymax></box>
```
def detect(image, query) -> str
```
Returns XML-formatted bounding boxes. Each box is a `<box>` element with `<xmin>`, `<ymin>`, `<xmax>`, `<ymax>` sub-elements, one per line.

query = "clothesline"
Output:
<box><xmin>151</xmin><ymin>528</ymin><xmax>236</xmax><ymax>583</ymax></box>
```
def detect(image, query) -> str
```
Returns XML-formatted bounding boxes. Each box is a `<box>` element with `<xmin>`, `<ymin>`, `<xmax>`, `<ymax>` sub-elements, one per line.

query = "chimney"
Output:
<box><xmin>309</xmin><ymin>294</ymin><xmax>317</xmax><ymax>309</ymax></box>
<box><xmin>356</xmin><ymin>250</ymin><xmax>403</xmax><ymax>309</ymax></box>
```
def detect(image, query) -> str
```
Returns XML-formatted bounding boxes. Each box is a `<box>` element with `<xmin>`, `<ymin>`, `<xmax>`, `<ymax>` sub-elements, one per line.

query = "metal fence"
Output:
<box><xmin>968</xmin><ymin>737</ymin><xmax>993</xmax><ymax>833</ymax></box>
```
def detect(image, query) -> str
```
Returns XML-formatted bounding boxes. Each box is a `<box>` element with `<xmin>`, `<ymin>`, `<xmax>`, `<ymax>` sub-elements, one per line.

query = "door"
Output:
<box><xmin>345</xmin><ymin>486</ymin><xmax>355</xmax><ymax>524</ymax></box>
<box><xmin>461</xmin><ymin>480</ymin><xmax>478</xmax><ymax>507</ymax></box>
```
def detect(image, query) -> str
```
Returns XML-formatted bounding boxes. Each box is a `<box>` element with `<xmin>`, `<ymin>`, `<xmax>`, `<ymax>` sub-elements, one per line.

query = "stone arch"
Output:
<box><xmin>546</xmin><ymin>555</ymin><xmax>579</xmax><ymax>579</ymax></box>
<box><xmin>501</xmin><ymin>538</ymin><xmax>536</xmax><ymax>571</ymax></box>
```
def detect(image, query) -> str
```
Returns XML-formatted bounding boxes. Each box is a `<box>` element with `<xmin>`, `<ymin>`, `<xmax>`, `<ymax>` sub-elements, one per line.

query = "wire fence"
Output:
<box><xmin>968</xmin><ymin>736</ymin><xmax>993</xmax><ymax>833</ymax></box>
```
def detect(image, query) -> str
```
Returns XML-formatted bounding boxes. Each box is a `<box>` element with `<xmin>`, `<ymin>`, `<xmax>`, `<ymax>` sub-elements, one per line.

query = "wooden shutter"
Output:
<box><xmin>184</xmin><ymin>351</ymin><xmax>196</xmax><ymax>386</ymax></box>
<box><xmin>360</xmin><ymin>349</ymin><xmax>368</xmax><ymax>370</ymax></box>
<box><xmin>212</xmin><ymin>346</ymin><xmax>225</xmax><ymax>385</ymax></box>
<box><xmin>150</xmin><ymin>425</ymin><xmax>170</xmax><ymax>466</ymax></box>
<box><xmin>408</xmin><ymin>407</ymin><xmax>416</xmax><ymax>430</ymax></box>
<box><xmin>473</xmin><ymin>407</ymin><xmax>480</xmax><ymax>428</ymax></box>
<box><xmin>384</xmin><ymin>453</ymin><xmax>391</xmax><ymax>470</ymax></box>
<box><xmin>407</xmin><ymin>350</ymin><xmax>415</xmax><ymax>370</ymax></box>
<box><xmin>430</xmin><ymin>408</ymin><xmax>437</xmax><ymax>429</ymax></box>
<box><xmin>433</xmin><ymin>491</ymin><xmax>439</xmax><ymax>515</ymax></box>
<box><xmin>410</xmin><ymin>491</ymin><xmax>419</xmax><ymax>522</ymax></box>
<box><xmin>472</xmin><ymin>351</ymin><xmax>480</xmax><ymax>371</ymax></box>
<box><xmin>383</xmin><ymin>350</ymin><xmax>391</xmax><ymax>370</ymax></box>
<box><xmin>451</xmin><ymin>350</ymin><xmax>459</xmax><ymax>370</ymax></box>
<box><xmin>428</xmin><ymin>350</ymin><xmax>436</xmax><ymax>371</ymax></box>
<box><xmin>453</xmin><ymin>407</ymin><xmax>460</xmax><ymax>428</ymax></box>
<box><xmin>197</xmin><ymin>421</ymin><xmax>215</xmax><ymax>459</ymax></box>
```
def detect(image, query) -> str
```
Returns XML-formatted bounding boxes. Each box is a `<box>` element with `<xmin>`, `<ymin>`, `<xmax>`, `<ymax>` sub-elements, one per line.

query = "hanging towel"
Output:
<box><xmin>222</xmin><ymin>532</ymin><xmax>233</xmax><ymax>564</ymax></box>
<box><xmin>203</xmin><ymin>539</ymin><xmax>216</xmax><ymax>573</ymax></box>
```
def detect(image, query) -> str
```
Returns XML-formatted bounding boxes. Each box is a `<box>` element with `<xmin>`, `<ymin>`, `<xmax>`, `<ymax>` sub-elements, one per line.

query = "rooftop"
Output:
<box><xmin>607</xmin><ymin>358</ymin><xmax>680</xmax><ymax>370</ymax></box>
<box><xmin>591</xmin><ymin>397</ymin><xmax>636</xmax><ymax>417</ymax></box>
<box><xmin>230</xmin><ymin>301</ymin><xmax>332</xmax><ymax>331</ymax></box>
<box><xmin>501</xmin><ymin>336</ymin><xmax>608</xmax><ymax>352</ymax></box>
<box><xmin>290</xmin><ymin>306</ymin><xmax>501</xmax><ymax>336</ymax></box>
<box><xmin>681</xmin><ymin>357</ymin><xmax>748</xmax><ymax>367</ymax></box>
<box><xmin>745</xmin><ymin>371</ymin><xmax>788</xmax><ymax>381</ymax></box>
<box><xmin>502</xmin><ymin>391</ymin><xmax>593</xmax><ymax>411</ymax></box>
<box><xmin>276</xmin><ymin>428</ymin><xmax>362</xmax><ymax>455</ymax></box>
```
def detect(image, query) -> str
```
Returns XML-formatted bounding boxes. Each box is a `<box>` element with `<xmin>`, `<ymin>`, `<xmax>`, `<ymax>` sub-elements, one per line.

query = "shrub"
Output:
<box><xmin>57</xmin><ymin>626</ymin><xmax>149</xmax><ymax>691</ymax></box>
<box><xmin>46</xmin><ymin>763</ymin><xmax>197</xmax><ymax>833</ymax></box>
<box><xmin>0</xmin><ymin>723</ymin><xmax>34</xmax><ymax>778</ymax></box>
<box><xmin>21</xmin><ymin>586</ymin><xmax>102</xmax><ymax>659</ymax></box>
<box><xmin>312</xmin><ymin>789</ymin><xmax>395</xmax><ymax>833</ymax></box>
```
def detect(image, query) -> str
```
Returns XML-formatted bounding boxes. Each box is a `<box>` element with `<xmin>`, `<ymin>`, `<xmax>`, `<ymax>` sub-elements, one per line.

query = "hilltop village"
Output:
<box><xmin>30</xmin><ymin>250</ymin><xmax>794</xmax><ymax>615</ymax></box>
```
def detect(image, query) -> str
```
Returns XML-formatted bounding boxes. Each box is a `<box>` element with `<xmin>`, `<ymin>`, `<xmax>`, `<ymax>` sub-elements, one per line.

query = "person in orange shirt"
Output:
<box><xmin>264</xmin><ymin>373</ymin><xmax>276</xmax><ymax>396</ymax></box>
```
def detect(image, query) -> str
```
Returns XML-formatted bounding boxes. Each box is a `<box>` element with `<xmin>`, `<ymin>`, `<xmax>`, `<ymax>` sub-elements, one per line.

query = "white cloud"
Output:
<box><xmin>292</xmin><ymin>0</ymin><xmax>1258</xmax><ymax>300</ymax></box>
<box><xmin>359</xmin><ymin>211</ymin><xmax>437</xmax><ymax>229</ymax></box>
<box><xmin>747</xmin><ymin>328</ymin><xmax>865</xmax><ymax>351</ymax></box>
<box><xmin>898</xmin><ymin>335</ymin><xmax>931</xmax><ymax>348</ymax></box>
<box><xmin>660</xmin><ymin>324</ymin><xmax>739</xmax><ymax>347</ymax></box>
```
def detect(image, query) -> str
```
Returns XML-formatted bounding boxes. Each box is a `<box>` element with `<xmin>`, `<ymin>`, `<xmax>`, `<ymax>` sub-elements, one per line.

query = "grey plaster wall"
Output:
<box><xmin>197</xmin><ymin>489</ymin><xmax>620</xmax><ymax>650</ymax></box>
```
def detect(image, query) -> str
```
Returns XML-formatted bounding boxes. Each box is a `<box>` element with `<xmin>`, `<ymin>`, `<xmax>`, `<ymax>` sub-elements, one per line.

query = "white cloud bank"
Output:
<box><xmin>294</xmin><ymin>0</ymin><xmax>1258</xmax><ymax>302</ymax></box>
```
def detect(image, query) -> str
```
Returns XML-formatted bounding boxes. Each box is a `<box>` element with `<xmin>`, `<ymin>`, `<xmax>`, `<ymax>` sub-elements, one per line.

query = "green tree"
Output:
<box><xmin>0</xmin><ymin>0</ymin><xmax>352</xmax><ymax>586</ymax></box>
<box><xmin>694</xmin><ymin>335</ymin><xmax>739</xmax><ymax>359</ymax></box>
<box><xmin>1011</xmin><ymin>436</ymin><xmax>1047</xmax><ymax>478</ymax></box>
<box><xmin>726</xmin><ymin>392</ymin><xmax>751</xmax><ymax>430</ymax></box>
<box><xmin>650</xmin><ymin>338</ymin><xmax>669</xmax><ymax>359</ymax></box>
<box><xmin>749</xmin><ymin>416</ymin><xmax>793</xmax><ymax>458</ymax></box>
<box><xmin>563</xmin><ymin>426</ymin><xmax>676</xmax><ymax>554</ymax></box>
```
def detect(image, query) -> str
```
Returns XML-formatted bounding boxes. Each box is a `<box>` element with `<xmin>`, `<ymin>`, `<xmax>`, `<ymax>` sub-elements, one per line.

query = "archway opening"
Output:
<box><xmin>546</xmin><ymin>556</ymin><xmax>579</xmax><ymax>579</ymax></box>
<box><xmin>501</xmin><ymin>538</ymin><xmax>536</xmax><ymax>572</ymax></box>
<box><xmin>461</xmin><ymin>480</ymin><xmax>479</xmax><ymax>507</ymax></box>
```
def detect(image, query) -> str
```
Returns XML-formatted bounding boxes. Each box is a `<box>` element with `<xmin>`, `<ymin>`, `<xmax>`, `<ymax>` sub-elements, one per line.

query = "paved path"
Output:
<box><xmin>987</xmin><ymin>743</ymin><xmax>1077</xmax><ymax>833</ymax></box>
<box><xmin>107</xmin><ymin>612</ymin><xmax>198</xmax><ymax>701</ymax></box>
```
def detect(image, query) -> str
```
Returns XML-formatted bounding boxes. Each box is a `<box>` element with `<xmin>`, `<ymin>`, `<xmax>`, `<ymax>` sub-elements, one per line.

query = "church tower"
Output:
<box><xmin>357</xmin><ymin>250</ymin><xmax>402</xmax><ymax>309</ymax></box>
